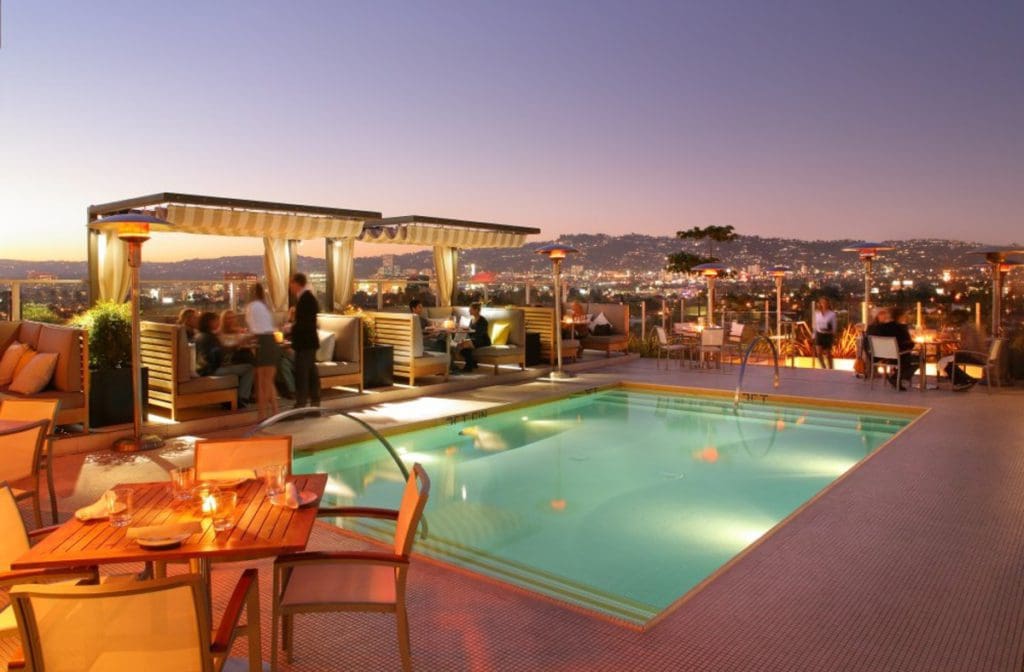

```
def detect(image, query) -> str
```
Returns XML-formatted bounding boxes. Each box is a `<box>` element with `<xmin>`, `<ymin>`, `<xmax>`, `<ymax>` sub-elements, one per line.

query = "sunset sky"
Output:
<box><xmin>1</xmin><ymin>1</ymin><xmax>1022</xmax><ymax>262</ymax></box>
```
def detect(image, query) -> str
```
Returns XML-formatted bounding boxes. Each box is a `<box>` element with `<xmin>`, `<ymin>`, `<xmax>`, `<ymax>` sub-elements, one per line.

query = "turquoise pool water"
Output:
<box><xmin>295</xmin><ymin>387</ymin><xmax>912</xmax><ymax>625</ymax></box>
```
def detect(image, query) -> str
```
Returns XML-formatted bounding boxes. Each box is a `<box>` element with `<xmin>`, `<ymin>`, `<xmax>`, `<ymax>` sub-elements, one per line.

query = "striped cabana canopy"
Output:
<box><xmin>360</xmin><ymin>215</ymin><xmax>538</xmax><ymax>249</ymax></box>
<box><xmin>88</xmin><ymin>192</ymin><xmax>379</xmax><ymax>239</ymax></box>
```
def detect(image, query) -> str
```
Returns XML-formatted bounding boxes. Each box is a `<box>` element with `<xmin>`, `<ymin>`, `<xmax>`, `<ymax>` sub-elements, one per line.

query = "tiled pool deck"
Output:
<box><xmin>8</xmin><ymin>358</ymin><xmax>1024</xmax><ymax>670</ymax></box>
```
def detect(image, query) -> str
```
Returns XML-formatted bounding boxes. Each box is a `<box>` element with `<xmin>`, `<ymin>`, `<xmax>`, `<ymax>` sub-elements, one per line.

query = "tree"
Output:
<box><xmin>665</xmin><ymin>251</ymin><xmax>716</xmax><ymax>274</ymax></box>
<box><xmin>665</xmin><ymin>225</ymin><xmax>739</xmax><ymax>273</ymax></box>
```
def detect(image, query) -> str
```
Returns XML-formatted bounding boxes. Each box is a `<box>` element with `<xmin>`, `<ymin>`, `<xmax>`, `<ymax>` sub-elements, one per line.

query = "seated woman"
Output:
<box><xmin>177</xmin><ymin>308</ymin><xmax>199</xmax><ymax>342</ymax></box>
<box><xmin>217</xmin><ymin>309</ymin><xmax>257</xmax><ymax>366</ymax></box>
<box><xmin>456</xmin><ymin>303</ymin><xmax>490</xmax><ymax>372</ymax></box>
<box><xmin>195</xmin><ymin>311</ymin><xmax>255</xmax><ymax>407</ymax></box>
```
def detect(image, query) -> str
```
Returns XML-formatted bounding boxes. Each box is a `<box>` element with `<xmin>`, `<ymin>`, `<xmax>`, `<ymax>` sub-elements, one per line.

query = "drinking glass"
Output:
<box><xmin>260</xmin><ymin>464</ymin><xmax>287</xmax><ymax>497</ymax></box>
<box><xmin>169</xmin><ymin>467</ymin><xmax>196</xmax><ymax>501</ymax></box>
<box><xmin>211</xmin><ymin>491</ymin><xmax>238</xmax><ymax>532</ymax></box>
<box><xmin>105</xmin><ymin>488</ymin><xmax>133</xmax><ymax>528</ymax></box>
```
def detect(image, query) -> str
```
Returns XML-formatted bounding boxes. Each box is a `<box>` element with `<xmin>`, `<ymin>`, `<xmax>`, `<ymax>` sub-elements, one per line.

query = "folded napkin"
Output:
<box><xmin>199</xmin><ymin>469</ymin><xmax>255</xmax><ymax>483</ymax></box>
<box><xmin>126</xmin><ymin>521</ymin><xmax>203</xmax><ymax>540</ymax></box>
<box><xmin>75</xmin><ymin>492</ymin><xmax>113</xmax><ymax>521</ymax></box>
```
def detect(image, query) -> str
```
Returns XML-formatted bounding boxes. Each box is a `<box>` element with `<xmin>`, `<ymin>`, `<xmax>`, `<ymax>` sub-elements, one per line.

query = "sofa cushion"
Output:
<box><xmin>315</xmin><ymin>330</ymin><xmax>337</xmax><ymax>363</ymax></box>
<box><xmin>175</xmin><ymin>327</ymin><xmax>192</xmax><ymax>384</ymax></box>
<box><xmin>474</xmin><ymin>345</ymin><xmax>518</xmax><ymax>358</ymax></box>
<box><xmin>9</xmin><ymin>352</ymin><xmax>58</xmax><ymax>395</ymax></box>
<box><xmin>13</xmin><ymin>347</ymin><xmax>38</xmax><ymax>379</ymax></box>
<box><xmin>37</xmin><ymin>325</ymin><xmax>83</xmax><ymax>393</ymax></box>
<box><xmin>0</xmin><ymin>322</ymin><xmax>20</xmax><ymax>352</ymax></box>
<box><xmin>178</xmin><ymin>375</ymin><xmax>238</xmax><ymax>394</ymax></box>
<box><xmin>0</xmin><ymin>342</ymin><xmax>27</xmax><ymax>386</ymax></box>
<box><xmin>317</xmin><ymin>314</ymin><xmax>361</xmax><ymax>362</ymax></box>
<box><xmin>0</xmin><ymin>387</ymin><xmax>85</xmax><ymax>410</ymax></box>
<box><xmin>582</xmin><ymin>334</ymin><xmax>628</xmax><ymax>345</ymax></box>
<box><xmin>316</xmin><ymin>361</ymin><xmax>359</xmax><ymax>377</ymax></box>
<box><xmin>489</xmin><ymin>320</ymin><xmax>511</xmax><ymax>346</ymax></box>
<box><xmin>17</xmin><ymin>322</ymin><xmax>42</xmax><ymax>349</ymax></box>
<box><xmin>415</xmin><ymin>353</ymin><xmax>449</xmax><ymax>366</ymax></box>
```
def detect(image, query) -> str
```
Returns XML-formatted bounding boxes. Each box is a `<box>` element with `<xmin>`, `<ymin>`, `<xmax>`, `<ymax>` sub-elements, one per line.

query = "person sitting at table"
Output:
<box><xmin>195</xmin><ymin>311</ymin><xmax>255</xmax><ymax>407</ymax></box>
<box><xmin>177</xmin><ymin>308</ymin><xmax>199</xmax><ymax>342</ymax></box>
<box><xmin>410</xmin><ymin>299</ymin><xmax>446</xmax><ymax>353</ymax></box>
<box><xmin>563</xmin><ymin>300</ymin><xmax>588</xmax><ymax>338</ymax></box>
<box><xmin>217</xmin><ymin>309</ymin><xmax>257</xmax><ymax>366</ymax></box>
<box><xmin>871</xmin><ymin>307</ymin><xmax>918</xmax><ymax>391</ymax></box>
<box><xmin>456</xmin><ymin>302</ymin><xmax>490</xmax><ymax>372</ymax></box>
<box><xmin>939</xmin><ymin>311</ymin><xmax>983</xmax><ymax>391</ymax></box>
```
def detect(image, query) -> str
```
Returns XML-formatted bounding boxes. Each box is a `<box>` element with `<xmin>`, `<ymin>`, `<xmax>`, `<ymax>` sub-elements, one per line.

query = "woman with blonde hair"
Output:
<box><xmin>813</xmin><ymin>297</ymin><xmax>837</xmax><ymax>369</ymax></box>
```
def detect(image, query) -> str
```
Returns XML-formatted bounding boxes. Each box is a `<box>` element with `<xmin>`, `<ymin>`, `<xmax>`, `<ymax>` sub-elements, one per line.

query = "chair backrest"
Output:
<box><xmin>869</xmin><ymin>335</ymin><xmax>899</xmax><ymax>359</ymax></box>
<box><xmin>655</xmin><ymin>326</ymin><xmax>669</xmax><ymax>346</ymax></box>
<box><xmin>0</xmin><ymin>483</ymin><xmax>31</xmax><ymax>571</ymax></box>
<box><xmin>0</xmin><ymin>398</ymin><xmax>60</xmax><ymax>434</ymax></box>
<box><xmin>193</xmin><ymin>436</ymin><xmax>293</xmax><ymax>479</ymax></box>
<box><xmin>12</xmin><ymin>575</ymin><xmax>213</xmax><ymax>672</ymax></box>
<box><xmin>729</xmin><ymin>322</ymin><xmax>745</xmax><ymax>342</ymax></box>
<box><xmin>0</xmin><ymin>419</ymin><xmax>48</xmax><ymax>484</ymax></box>
<box><xmin>394</xmin><ymin>464</ymin><xmax>431</xmax><ymax>557</ymax></box>
<box><xmin>701</xmin><ymin>328</ymin><xmax>724</xmax><ymax>346</ymax></box>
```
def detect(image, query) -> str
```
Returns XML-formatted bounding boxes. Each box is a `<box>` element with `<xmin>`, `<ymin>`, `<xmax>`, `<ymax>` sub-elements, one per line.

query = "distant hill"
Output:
<box><xmin>0</xmin><ymin>234</ymin><xmax>989</xmax><ymax>280</ymax></box>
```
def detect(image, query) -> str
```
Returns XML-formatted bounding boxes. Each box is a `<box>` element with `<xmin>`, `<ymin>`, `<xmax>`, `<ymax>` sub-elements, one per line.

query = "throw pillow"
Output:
<box><xmin>13</xmin><ymin>347</ymin><xmax>38</xmax><ymax>379</ymax></box>
<box><xmin>591</xmin><ymin>312</ymin><xmax>611</xmax><ymax>328</ymax></box>
<box><xmin>489</xmin><ymin>320</ymin><xmax>511</xmax><ymax>346</ymax></box>
<box><xmin>593</xmin><ymin>323</ymin><xmax>613</xmax><ymax>336</ymax></box>
<box><xmin>316</xmin><ymin>330</ymin><xmax>337</xmax><ymax>362</ymax></box>
<box><xmin>0</xmin><ymin>341</ymin><xmax>26</xmax><ymax>386</ymax></box>
<box><xmin>9</xmin><ymin>351</ymin><xmax>58</xmax><ymax>394</ymax></box>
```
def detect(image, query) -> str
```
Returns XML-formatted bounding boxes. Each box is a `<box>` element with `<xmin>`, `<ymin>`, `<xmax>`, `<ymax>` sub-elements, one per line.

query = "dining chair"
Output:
<box><xmin>952</xmin><ymin>338</ymin><xmax>1006</xmax><ymax>393</ymax></box>
<box><xmin>0</xmin><ymin>416</ymin><xmax>50</xmax><ymax>528</ymax></box>
<box><xmin>0</xmin><ymin>398</ymin><xmax>61</xmax><ymax>524</ymax></box>
<box><xmin>867</xmin><ymin>336</ymin><xmax>913</xmax><ymax>389</ymax></box>
<box><xmin>270</xmin><ymin>464</ymin><xmax>431</xmax><ymax>672</ymax></box>
<box><xmin>8</xmin><ymin>570</ymin><xmax>261</xmax><ymax>672</ymax></box>
<box><xmin>699</xmin><ymin>328</ymin><xmax>725</xmax><ymax>370</ymax></box>
<box><xmin>724</xmin><ymin>321</ymin><xmax>746</xmax><ymax>363</ymax></box>
<box><xmin>0</xmin><ymin>483</ymin><xmax>97</xmax><ymax>644</ymax></box>
<box><xmin>654</xmin><ymin>327</ymin><xmax>687</xmax><ymax>369</ymax></box>
<box><xmin>194</xmin><ymin>435</ymin><xmax>294</xmax><ymax>479</ymax></box>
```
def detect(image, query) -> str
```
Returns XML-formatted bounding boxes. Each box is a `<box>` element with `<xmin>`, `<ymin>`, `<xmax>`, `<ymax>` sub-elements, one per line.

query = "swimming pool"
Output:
<box><xmin>294</xmin><ymin>386</ymin><xmax>914</xmax><ymax>626</ymax></box>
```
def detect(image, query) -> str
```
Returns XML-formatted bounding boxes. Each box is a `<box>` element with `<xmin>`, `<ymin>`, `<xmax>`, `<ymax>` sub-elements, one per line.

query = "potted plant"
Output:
<box><xmin>344</xmin><ymin>306</ymin><xmax>393</xmax><ymax>388</ymax></box>
<box><xmin>69</xmin><ymin>301</ymin><xmax>148</xmax><ymax>427</ymax></box>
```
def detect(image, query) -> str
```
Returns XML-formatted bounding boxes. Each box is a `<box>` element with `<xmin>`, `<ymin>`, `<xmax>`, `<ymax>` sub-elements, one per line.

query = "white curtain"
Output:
<box><xmin>262</xmin><ymin>237</ymin><xmax>291</xmax><ymax>313</ymax></box>
<box><xmin>97</xmin><ymin>231</ymin><xmax>131</xmax><ymax>303</ymax></box>
<box><xmin>433</xmin><ymin>246</ymin><xmax>459</xmax><ymax>307</ymax></box>
<box><xmin>328</xmin><ymin>237</ymin><xmax>356</xmax><ymax>310</ymax></box>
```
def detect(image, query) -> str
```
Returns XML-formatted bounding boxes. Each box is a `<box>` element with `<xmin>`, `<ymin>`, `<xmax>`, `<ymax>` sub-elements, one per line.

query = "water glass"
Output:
<box><xmin>211</xmin><ymin>491</ymin><xmax>238</xmax><ymax>532</ymax></box>
<box><xmin>169</xmin><ymin>467</ymin><xmax>196</xmax><ymax>501</ymax></box>
<box><xmin>105</xmin><ymin>488</ymin><xmax>133</xmax><ymax>528</ymax></box>
<box><xmin>260</xmin><ymin>464</ymin><xmax>287</xmax><ymax>497</ymax></box>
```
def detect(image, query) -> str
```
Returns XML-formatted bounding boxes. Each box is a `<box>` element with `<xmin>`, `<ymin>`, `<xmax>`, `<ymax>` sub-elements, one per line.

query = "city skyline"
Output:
<box><xmin>2</xmin><ymin>1</ymin><xmax>1023</xmax><ymax>262</ymax></box>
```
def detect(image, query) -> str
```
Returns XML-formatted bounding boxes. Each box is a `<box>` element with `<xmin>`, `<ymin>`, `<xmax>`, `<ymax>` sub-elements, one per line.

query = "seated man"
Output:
<box><xmin>410</xmin><ymin>299</ymin><xmax>447</xmax><ymax>353</ymax></box>
<box><xmin>456</xmin><ymin>303</ymin><xmax>490</xmax><ymax>372</ymax></box>
<box><xmin>870</xmin><ymin>307</ymin><xmax>918</xmax><ymax>391</ymax></box>
<box><xmin>939</xmin><ymin>312</ymin><xmax>985</xmax><ymax>391</ymax></box>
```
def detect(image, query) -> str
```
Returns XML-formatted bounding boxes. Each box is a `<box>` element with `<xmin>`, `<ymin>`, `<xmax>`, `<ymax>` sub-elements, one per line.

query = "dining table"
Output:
<box><xmin>913</xmin><ymin>336</ymin><xmax>957</xmax><ymax>391</ymax></box>
<box><xmin>12</xmin><ymin>472</ymin><xmax>328</xmax><ymax>616</ymax></box>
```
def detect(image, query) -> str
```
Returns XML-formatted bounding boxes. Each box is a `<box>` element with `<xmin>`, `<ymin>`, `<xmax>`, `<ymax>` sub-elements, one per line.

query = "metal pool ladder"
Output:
<box><xmin>734</xmin><ymin>334</ymin><xmax>781</xmax><ymax>407</ymax></box>
<box><xmin>246</xmin><ymin>407</ymin><xmax>427</xmax><ymax>537</ymax></box>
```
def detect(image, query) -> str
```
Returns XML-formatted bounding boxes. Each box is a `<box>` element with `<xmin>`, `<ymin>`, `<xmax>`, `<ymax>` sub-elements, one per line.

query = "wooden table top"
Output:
<box><xmin>12</xmin><ymin>473</ymin><xmax>327</xmax><ymax>570</ymax></box>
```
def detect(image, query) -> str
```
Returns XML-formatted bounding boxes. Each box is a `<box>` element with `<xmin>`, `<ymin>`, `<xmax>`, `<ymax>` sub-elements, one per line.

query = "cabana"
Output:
<box><xmin>87</xmin><ymin>193</ymin><xmax>381</xmax><ymax>313</ymax></box>
<box><xmin>359</xmin><ymin>215</ymin><xmax>539</xmax><ymax>306</ymax></box>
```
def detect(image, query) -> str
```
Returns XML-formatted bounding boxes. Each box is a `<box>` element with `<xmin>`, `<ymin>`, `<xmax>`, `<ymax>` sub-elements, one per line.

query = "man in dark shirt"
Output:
<box><xmin>870</xmin><ymin>307</ymin><xmax>918</xmax><ymax>390</ymax></box>
<box><xmin>289</xmin><ymin>273</ymin><xmax>320</xmax><ymax>407</ymax></box>
<box><xmin>410</xmin><ymin>299</ymin><xmax>446</xmax><ymax>353</ymax></box>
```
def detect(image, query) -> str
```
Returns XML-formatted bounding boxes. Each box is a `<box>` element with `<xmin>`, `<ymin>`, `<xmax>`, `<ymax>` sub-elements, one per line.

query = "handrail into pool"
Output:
<box><xmin>734</xmin><ymin>334</ymin><xmax>781</xmax><ymax>407</ymax></box>
<box><xmin>246</xmin><ymin>407</ymin><xmax>428</xmax><ymax>538</ymax></box>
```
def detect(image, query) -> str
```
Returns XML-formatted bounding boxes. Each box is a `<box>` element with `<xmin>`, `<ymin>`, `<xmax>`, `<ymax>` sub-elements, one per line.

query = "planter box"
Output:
<box><xmin>89</xmin><ymin>367</ymin><xmax>148</xmax><ymax>428</ymax></box>
<box><xmin>363</xmin><ymin>345</ymin><xmax>394</xmax><ymax>388</ymax></box>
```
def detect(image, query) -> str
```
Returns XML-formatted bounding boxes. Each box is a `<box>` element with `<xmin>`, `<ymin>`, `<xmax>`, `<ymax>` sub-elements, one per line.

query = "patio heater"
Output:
<box><xmin>691</xmin><ymin>262</ymin><xmax>730</xmax><ymax>326</ymax></box>
<box><xmin>842</xmin><ymin>242</ymin><xmax>894</xmax><ymax>324</ymax></box>
<box><xmin>536</xmin><ymin>243</ymin><xmax>578</xmax><ymax>379</ymax></box>
<box><xmin>966</xmin><ymin>247</ymin><xmax>1024</xmax><ymax>337</ymax></box>
<box><xmin>92</xmin><ymin>212</ymin><xmax>174</xmax><ymax>452</ymax></box>
<box><xmin>766</xmin><ymin>265</ymin><xmax>791</xmax><ymax>336</ymax></box>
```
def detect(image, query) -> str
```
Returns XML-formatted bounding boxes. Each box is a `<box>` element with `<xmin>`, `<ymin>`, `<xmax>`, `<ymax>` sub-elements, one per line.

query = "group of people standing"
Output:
<box><xmin>175</xmin><ymin>272</ymin><xmax>324</xmax><ymax>420</ymax></box>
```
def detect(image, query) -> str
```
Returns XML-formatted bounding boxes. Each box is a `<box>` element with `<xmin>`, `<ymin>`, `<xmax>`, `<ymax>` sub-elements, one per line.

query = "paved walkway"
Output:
<box><xmin>11</xmin><ymin>360</ymin><xmax>1024</xmax><ymax>670</ymax></box>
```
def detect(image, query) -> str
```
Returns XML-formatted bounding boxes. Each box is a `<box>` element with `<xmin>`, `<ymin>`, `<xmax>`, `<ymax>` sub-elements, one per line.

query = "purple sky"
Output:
<box><xmin>1</xmin><ymin>0</ymin><xmax>1022</xmax><ymax>261</ymax></box>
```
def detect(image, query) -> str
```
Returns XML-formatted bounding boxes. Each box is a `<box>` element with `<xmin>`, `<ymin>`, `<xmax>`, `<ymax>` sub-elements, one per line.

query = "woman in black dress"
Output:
<box><xmin>457</xmin><ymin>303</ymin><xmax>490</xmax><ymax>372</ymax></box>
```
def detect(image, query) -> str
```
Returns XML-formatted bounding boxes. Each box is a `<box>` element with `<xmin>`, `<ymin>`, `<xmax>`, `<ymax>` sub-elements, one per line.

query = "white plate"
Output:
<box><xmin>136</xmin><ymin>533</ymin><xmax>192</xmax><ymax>549</ymax></box>
<box><xmin>270</xmin><ymin>490</ymin><xmax>318</xmax><ymax>508</ymax></box>
<box><xmin>207</xmin><ymin>477</ymin><xmax>249</xmax><ymax>489</ymax></box>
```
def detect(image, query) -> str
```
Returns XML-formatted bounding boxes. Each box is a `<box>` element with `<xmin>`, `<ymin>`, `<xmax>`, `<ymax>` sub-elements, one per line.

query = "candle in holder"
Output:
<box><xmin>273</xmin><ymin>330</ymin><xmax>284</xmax><ymax>344</ymax></box>
<box><xmin>192</xmin><ymin>484</ymin><xmax>222</xmax><ymax>517</ymax></box>
<box><xmin>443</xmin><ymin>318</ymin><xmax>455</xmax><ymax>330</ymax></box>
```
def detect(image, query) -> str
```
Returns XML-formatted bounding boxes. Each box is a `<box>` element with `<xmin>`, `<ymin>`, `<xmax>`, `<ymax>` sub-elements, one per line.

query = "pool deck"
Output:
<box><xmin>11</xmin><ymin>358</ymin><xmax>1024</xmax><ymax>670</ymax></box>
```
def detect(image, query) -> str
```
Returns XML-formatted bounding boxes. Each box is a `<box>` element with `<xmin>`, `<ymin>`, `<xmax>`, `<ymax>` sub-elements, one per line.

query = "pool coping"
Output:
<box><xmin>301</xmin><ymin>380</ymin><xmax>930</xmax><ymax>631</ymax></box>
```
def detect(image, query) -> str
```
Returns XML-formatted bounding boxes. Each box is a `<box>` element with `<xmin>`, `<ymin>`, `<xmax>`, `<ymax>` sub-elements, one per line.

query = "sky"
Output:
<box><xmin>1</xmin><ymin>0</ymin><xmax>1022</xmax><ymax>262</ymax></box>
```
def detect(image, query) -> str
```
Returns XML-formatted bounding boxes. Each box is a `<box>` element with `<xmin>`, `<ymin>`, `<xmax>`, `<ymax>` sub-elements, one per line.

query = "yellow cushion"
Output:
<box><xmin>489</xmin><ymin>320</ymin><xmax>511</xmax><ymax>346</ymax></box>
<box><xmin>10</xmin><ymin>351</ymin><xmax>58</xmax><ymax>394</ymax></box>
<box><xmin>0</xmin><ymin>341</ymin><xmax>27</xmax><ymax>386</ymax></box>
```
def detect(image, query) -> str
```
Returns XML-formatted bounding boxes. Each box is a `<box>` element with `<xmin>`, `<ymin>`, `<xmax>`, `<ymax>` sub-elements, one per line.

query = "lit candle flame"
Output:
<box><xmin>202</xmin><ymin>494</ymin><xmax>218</xmax><ymax>514</ymax></box>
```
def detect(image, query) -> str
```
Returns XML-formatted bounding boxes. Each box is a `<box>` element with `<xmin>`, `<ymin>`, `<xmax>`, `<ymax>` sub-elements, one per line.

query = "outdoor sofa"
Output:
<box><xmin>520</xmin><ymin>306</ymin><xmax>580</xmax><ymax>365</ymax></box>
<box><xmin>426</xmin><ymin>306</ymin><xmax>527</xmax><ymax>374</ymax></box>
<box><xmin>580</xmin><ymin>302</ymin><xmax>630</xmax><ymax>356</ymax></box>
<box><xmin>314</xmin><ymin>313</ymin><xmax>363</xmax><ymax>393</ymax></box>
<box><xmin>365</xmin><ymin>312</ymin><xmax>449</xmax><ymax>385</ymax></box>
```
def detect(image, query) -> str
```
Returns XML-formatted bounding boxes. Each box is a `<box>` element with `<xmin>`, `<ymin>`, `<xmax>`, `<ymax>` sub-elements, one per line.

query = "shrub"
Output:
<box><xmin>21</xmin><ymin>303</ymin><xmax>62</xmax><ymax>324</ymax></box>
<box><xmin>70</xmin><ymin>301</ymin><xmax>132</xmax><ymax>369</ymax></box>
